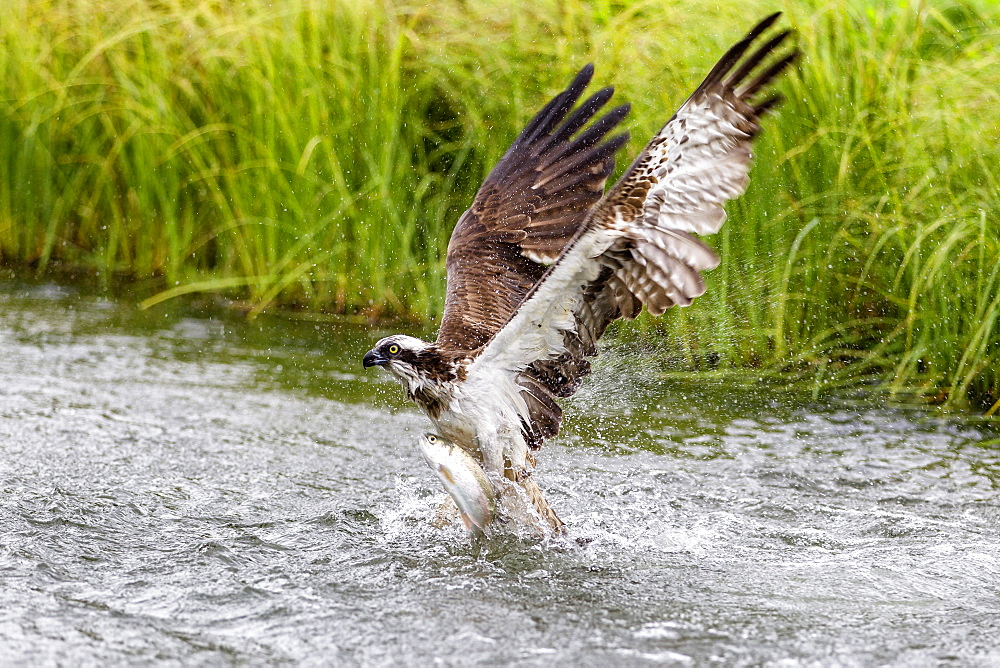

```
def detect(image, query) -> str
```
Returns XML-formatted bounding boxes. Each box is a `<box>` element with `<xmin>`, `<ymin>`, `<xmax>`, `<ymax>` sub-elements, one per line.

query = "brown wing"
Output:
<box><xmin>434</xmin><ymin>65</ymin><xmax>630</xmax><ymax>353</ymax></box>
<box><xmin>509</xmin><ymin>14</ymin><xmax>798</xmax><ymax>449</ymax></box>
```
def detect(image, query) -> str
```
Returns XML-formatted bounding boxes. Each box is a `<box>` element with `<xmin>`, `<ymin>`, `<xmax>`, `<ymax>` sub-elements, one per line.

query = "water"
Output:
<box><xmin>1</xmin><ymin>281</ymin><xmax>998</xmax><ymax>666</ymax></box>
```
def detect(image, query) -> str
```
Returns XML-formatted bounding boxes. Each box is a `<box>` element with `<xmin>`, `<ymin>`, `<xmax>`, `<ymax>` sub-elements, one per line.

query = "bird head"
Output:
<box><xmin>362</xmin><ymin>335</ymin><xmax>432</xmax><ymax>387</ymax></box>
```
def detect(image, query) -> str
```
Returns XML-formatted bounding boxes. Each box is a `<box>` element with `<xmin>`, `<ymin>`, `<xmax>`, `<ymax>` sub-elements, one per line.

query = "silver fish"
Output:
<box><xmin>418</xmin><ymin>433</ymin><xmax>496</xmax><ymax>534</ymax></box>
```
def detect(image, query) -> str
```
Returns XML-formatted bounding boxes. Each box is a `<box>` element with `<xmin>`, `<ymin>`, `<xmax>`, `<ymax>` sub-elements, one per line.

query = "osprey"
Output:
<box><xmin>364</xmin><ymin>14</ymin><xmax>797</xmax><ymax>532</ymax></box>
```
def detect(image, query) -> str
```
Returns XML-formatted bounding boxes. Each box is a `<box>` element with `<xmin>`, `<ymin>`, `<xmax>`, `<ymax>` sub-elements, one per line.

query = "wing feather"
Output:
<box><xmin>466</xmin><ymin>13</ymin><xmax>798</xmax><ymax>451</ymax></box>
<box><xmin>434</xmin><ymin>67</ymin><xmax>630</xmax><ymax>352</ymax></box>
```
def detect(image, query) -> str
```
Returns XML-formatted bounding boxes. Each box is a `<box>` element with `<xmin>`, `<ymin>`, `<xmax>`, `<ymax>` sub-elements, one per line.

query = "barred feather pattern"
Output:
<box><xmin>592</xmin><ymin>13</ymin><xmax>796</xmax><ymax>317</ymax></box>
<box><xmin>470</xmin><ymin>12</ymin><xmax>798</xmax><ymax>454</ymax></box>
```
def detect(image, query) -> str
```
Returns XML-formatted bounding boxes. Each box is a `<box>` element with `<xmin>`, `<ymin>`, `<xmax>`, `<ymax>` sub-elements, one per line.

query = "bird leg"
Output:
<box><xmin>499</xmin><ymin>459</ymin><xmax>565</xmax><ymax>534</ymax></box>
<box><xmin>503</xmin><ymin>457</ymin><xmax>533</xmax><ymax>483</ymax></box>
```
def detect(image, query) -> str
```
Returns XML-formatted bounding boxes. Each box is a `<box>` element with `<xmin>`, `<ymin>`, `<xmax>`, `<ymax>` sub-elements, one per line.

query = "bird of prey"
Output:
<box><xmin>363</xmin><ymin>14</ymin><xmax>797</xmax><ymax>532</ymax></box>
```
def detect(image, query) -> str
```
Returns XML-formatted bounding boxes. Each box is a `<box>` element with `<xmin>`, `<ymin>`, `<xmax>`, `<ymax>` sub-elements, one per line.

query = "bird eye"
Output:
<box><xmin>427</xmin><ymin>435</ymin><xmax>437</xmax><ymax>443</ymax></box>
<box><xmin>388</xmin><ymin>344</ymin><xmax>400</xmax><ymax>355</ymax></box>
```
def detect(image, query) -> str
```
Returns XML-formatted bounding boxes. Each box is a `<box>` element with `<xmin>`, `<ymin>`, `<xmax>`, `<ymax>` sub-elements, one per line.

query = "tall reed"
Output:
<box><xmin>0</xmin><ymin>0</ymin><xmax>997</xmax><ymax>409</ymax></box>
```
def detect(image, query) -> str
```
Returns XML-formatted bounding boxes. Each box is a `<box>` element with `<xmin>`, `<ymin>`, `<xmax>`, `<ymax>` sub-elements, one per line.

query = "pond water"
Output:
<box><xmin>1</xmin><ymin>280</ymin><xmax>999</xmax><ymax>666</ymax></box>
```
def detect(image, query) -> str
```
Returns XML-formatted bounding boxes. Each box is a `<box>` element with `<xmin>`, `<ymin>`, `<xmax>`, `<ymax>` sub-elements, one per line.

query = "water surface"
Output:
<box><xmin>1</xmin><ymin>282</ymin><xmax>998</xmax><ymax>665</ymax></box>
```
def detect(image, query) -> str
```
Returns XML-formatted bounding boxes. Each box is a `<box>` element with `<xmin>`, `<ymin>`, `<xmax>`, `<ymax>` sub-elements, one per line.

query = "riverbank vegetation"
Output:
<box><xmin>1</xmin><ymin>0</ymin><xmax>998</xmax><ymax>411</ymax></box>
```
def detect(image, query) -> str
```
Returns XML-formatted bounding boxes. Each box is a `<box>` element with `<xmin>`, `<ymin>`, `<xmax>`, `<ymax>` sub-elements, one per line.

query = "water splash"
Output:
<box><xmin>2</xmin><ymin>282</ymin><xmax>999</xmax><ymax>665</ymax></box>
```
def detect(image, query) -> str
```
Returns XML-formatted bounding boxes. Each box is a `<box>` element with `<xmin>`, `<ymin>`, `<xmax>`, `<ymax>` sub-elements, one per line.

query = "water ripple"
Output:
<box><xmin>1</xmin><ymin>283</ymin><xmax>998</xmax><ymax>665</ymax></box>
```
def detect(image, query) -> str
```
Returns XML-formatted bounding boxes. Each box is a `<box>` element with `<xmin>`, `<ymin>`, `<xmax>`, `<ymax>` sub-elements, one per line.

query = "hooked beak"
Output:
<box><xmin>362</xmin><ymin>349</ymin><xmax>385</xmax><ymax>368</ymax></box>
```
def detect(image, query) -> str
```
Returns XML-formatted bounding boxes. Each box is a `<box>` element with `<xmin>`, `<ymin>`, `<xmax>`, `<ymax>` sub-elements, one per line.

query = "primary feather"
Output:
<box><xmin>435</xmin><ymin>64</ymin><xmax>630</xmax><ymax>352</ymax></box>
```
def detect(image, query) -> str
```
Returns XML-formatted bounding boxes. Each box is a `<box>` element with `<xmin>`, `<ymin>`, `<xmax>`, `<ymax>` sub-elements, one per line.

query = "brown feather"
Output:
<box><xmin>435</xmin><ymin>15</ymin><xmax>796</xmax><ymax>458</ymax></box>
<box><xmin>435</xmin><ymin>66</ymin><xmax>630</xmax><ymax>354</ymax></box>
<box><xmin>504</xmin><ymin>14</ymin><xmax>797</xmax><ymax>451</ymax></box>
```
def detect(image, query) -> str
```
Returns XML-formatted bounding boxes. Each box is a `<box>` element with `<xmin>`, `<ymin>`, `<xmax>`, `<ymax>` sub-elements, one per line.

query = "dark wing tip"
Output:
<box><xmin>698</xmin><ymin>13</ymin><xmax>792</xmax><ymax>93</ymax></box>
<box><xmin>564</xmin><ymin>63</ymin><xmax>596</xmax><ymax>100</ymax></box>
<box><xmin>518</xmin><ymin>63</ymin><xmax>600</xmax><ymax>147</ymax></box>
<box><xmin>739</xmin><ymin>49</ymin><xmax>800</xmax><ymax>100</ymax></box>
<box><xmin>750</xmin><ymin>12</ymin><xmax>783</xmax><ymax>39</ymax></box>
<box><xmin>753</xmin><ymin>94</ymin><xmax>784</xmax><ymax>116</ymax></box>
<box><xmin>605</xmin><ymin>130</ymin><xmax>631</xmax><ymax>155</ymax></box>
<box><xmin>536</xmin><ymin>86</ymin><xmax>617</xmax><ymax>155</ymax></box>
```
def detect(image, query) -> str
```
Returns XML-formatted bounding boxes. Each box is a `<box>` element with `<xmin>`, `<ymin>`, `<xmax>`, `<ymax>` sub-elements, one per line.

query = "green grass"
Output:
<box><xmin>1</xmin><ymin>0</ymin><xmax>998</xmax><ymax>411</ymax></box>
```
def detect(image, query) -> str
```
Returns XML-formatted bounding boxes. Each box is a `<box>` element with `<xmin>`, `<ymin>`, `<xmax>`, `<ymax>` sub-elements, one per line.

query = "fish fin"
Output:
<box><xmin>437</xmin><ymin>464</ymin><xmax>456</xmax><ymax>485</ymax></box>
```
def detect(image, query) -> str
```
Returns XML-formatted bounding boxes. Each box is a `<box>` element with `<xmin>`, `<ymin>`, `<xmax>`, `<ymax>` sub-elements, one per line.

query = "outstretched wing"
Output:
<box><xmin>468</xmin><ymin>13</ymin><xmax>798</xmax><ymax>450</ymax></box>
<box><xmin>434</xmin><ymin>65</ymin><xmax>630</xmax><ymax>352</ymax></box>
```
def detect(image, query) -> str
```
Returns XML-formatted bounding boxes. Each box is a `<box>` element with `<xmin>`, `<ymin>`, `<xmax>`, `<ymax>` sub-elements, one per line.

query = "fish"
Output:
<box><xmin>418</xmin><ymin>433</ymin><xmax>496</xmax><ymax>534</ymax></box>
